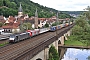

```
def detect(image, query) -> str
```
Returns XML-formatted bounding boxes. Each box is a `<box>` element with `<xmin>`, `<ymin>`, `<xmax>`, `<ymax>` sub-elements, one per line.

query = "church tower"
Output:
<box><xmin>18</xmin><ymin>3</ymin><xmax>23</xmax><ymax>18</ymax></box>
<box><xmin>34</xmin><ymin>8</ymin><xmax>38</xmax><ymax>29</ymax></box>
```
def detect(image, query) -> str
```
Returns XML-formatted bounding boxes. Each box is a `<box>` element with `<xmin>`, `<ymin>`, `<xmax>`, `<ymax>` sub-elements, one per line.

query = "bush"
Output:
<box><xmin>44</xmin><ymin>23</ymin><xmax>49</xmax><ymax>28</ymax></box>
<box><xmin>49</xmin><ymin>45</ymin><xmax>59</xmax><ymax>60</ymax></box>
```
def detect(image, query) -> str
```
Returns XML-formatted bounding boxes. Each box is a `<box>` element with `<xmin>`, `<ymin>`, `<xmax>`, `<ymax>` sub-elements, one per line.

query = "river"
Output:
<box><xmin>59</xmin><ymin>47</ymin><xmax>90</xmax><ymax>60</ymax></box>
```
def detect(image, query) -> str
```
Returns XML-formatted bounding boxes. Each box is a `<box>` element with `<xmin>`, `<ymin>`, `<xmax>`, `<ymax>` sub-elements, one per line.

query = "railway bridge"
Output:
<box><xmin>0</xmin><ymin>24</ymin><xmax>74</xmax><ymax>60</ymax></box>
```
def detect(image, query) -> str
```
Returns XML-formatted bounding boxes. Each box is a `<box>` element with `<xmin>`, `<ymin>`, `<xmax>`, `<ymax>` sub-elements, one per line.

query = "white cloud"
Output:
<box><xmin>31</xmin><ymin>0</ymin><xmax>90</xmax><ymax>11</ymax></box>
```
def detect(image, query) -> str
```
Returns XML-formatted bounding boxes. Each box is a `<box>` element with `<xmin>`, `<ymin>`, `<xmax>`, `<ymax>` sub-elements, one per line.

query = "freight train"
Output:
<box><xmin>9</xmin><ymin>28</ymin><xmax>50</xmax><ymax>43</ymax></box>
<box><xmin>9</xmin><ymin>22</ymin><xmax>73</xmax><ymax>43</ymax></box>
<box><xmin>50</xmin><ymin>22</ymin><xmax>72</xmax><ymax>31</ymax></box>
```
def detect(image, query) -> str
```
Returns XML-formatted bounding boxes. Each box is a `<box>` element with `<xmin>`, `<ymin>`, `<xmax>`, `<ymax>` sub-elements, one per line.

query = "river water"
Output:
<box><xmin>59</xmin><ymin>48</ymin><xmax>90</xmax><ymax>60</ymax></box>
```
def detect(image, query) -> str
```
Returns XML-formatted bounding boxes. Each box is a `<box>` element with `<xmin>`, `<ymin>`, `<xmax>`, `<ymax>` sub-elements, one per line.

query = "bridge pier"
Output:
<box><xmin>44</xmin><ymin>46</ymin><xmax>49</xmax><ymax>60</ymax></box>
<box><xmin>67</xmin><ymin>30</ymin><xmax>72</xmax><ymax>36</ymax></box>
<box><xmin>51</xmin><ymin>40</ymin><xmax>58</xmax><ymax>51</ymax></box>
<box><xmin>30</xmin><ymin>26</ymin><xmax>73</xmax><ymax>60</ymax></box>
<box><xmin>64</xmin><ymin>33</ymin><xmax>68</xmax><ymax>40</ymax></box>
<box><xmin>30</xmin><ymin>50</ymin><xmax>44</xmax><ymax>60</ymax></box>
<box><xmin>58</xmin><ymin>36</ymin><xmax>64</xmax><ymax>45</ymax></box>
<box><xmin>58</xmin><ymin>29</ymin><xmax>71</xmax><ymax>46</ymax></box>
<box><xmin>60</xmin><ymin>36</ymin><xmax>64</xmax><ymax>45</ymax></box>
<box><xmin>58</xmin><ymin>47</ymin><xmax>67</xmax><ymax>59</ymax></box>
<box><xmin>31</xmin><ymin>46</ymin><xmax>49</xmax><ymax>60</ymax></box>
<box><xmin>2</xmin><ymin>25</ymin><xmax>74</xmax><ymax>60</ymax></box>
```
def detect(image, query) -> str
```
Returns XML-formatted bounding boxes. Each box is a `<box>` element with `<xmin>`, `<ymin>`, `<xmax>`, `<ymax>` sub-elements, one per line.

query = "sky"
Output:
<box><xmin>31</xmin><ymin>0</ymin><xmax>90</xmax><ymax>11</ymax></box>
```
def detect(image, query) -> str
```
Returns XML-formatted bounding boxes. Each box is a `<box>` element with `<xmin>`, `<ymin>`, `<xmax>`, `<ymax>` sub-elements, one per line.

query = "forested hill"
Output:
<box><xmin>0</xmin><ymin>0</ymin><xmax>72</xmax><ymax>18</ymax></box>
<box><xmin>62</xmin><ymin>11</ymin><xmax>84</xmax><ymax>15</ymax></box>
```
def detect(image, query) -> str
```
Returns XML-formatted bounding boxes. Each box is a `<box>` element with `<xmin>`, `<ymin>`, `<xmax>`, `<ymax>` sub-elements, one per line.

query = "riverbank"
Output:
<box><xmin>65</xmin><ymin>40</ymin><xmax>85</xmax><ymax>46</ymax></box>
<box><xmin>59</xmin><ymin>40</ymin><xmax>90</xmax><ymax>49</ymax></box>
<box><xmin>59</xmin><ymin>45</ymin><xmax>90</xmax><ymax>49</ymax></box>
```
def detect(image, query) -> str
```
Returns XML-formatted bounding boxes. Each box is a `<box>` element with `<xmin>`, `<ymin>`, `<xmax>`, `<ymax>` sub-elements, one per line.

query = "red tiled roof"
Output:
<box><xmin>2</xmin><ymin>26</ymin><xmax>18</xmax><ymax>29</ymax></box>
<box><xmin>7</xmin><ymin>16</ymin><xmax>16</xmax><ymax>23</ymax></box>
<box><xmin>13</xmin><ymin>22</ymin><xmax>20</xmax><ymax>27</ymax></box>
<box><xmin>2</xmin><ymin>22</ymin><xmax>20</xmax><ymax>29</ymax></box>
<box><xmin>17</xmin><ymin>16</ymin><xmax>26</xmax><ymax>20</ymax></box>
<box><xmin>0</xmin><ymin>16</ymin><xmax>4</xmax><ymax>20</ymax></box>
<box><xmin>38</xmin><ymin>18</ymin><xmax>46</xmax><ymax>21</ymax></box>
<box><xmin>0</xmin><ymin>20</ymin><xmax>6</xmax><ymax>23</ymax></box>
<box><xmin>65</xmin><ymin>18</ymin><xmax>70</xmax><ymax>20</ymax></box>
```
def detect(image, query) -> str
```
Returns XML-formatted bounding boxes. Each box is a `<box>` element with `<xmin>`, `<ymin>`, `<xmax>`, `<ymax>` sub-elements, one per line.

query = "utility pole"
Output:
<box><xmin>56</xmin><ymin>12</ymin><xmax>58</xmax><ymax>39</ymax></box>
<box><xmin>56</xmin><ymin>12</ymin><xmax>59</xmax><ymax>24</ymax></box>
<box><xmin>35</xmin><ymin>8</ymin><xmax>38</xmax><ymax>29</ymax></box>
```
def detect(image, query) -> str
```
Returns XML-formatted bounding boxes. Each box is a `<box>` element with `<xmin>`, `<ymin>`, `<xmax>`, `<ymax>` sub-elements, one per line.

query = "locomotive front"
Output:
<box><xmin>9</xmin><ymin>35</ymin><xmax>16</xmax><ymax>43</ymax></box>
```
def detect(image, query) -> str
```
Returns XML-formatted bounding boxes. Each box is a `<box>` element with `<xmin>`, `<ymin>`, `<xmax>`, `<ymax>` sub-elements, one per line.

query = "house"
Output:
<box><xmin>0</xmin><ymin>15</ymin><xmax>6</xmax><ymax>23</ymax></box>
<box><xmin>38</xmin><ymin>18</ymin><xmax>46</xmax><ymax>28</ymax></box>
<box><xmin>2</xmin><ymin>16</ymin><xmax>20</xmax><ymax>33</ymax></box>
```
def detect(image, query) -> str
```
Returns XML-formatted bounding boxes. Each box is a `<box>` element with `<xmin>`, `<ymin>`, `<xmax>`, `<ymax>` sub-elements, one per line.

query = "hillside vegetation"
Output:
<box><xmin>62</xmin><ymin>11</ymin><xmax>84</xmax><ymax>15</ymax></box>
<box><xmin>65</xmin><ymin>6</ymin><xmax>90</xmax><ymax>46</ymax></box>
<box><xmin>0</xmin><ymin>0</ymin><xmax>72</xmax><ymax>18</ymax></box>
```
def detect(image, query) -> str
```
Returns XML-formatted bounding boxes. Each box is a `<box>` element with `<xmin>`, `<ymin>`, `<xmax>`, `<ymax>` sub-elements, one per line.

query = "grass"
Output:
<box><xmin>65</xmin><ymin>40</ymin><xmax>85</xmax><ymax>46</ymax></box>
<box><xmin>64</xmin><ymin>35</ymin><xmax>89</xmax><ymax>46</ymax></box>
<box><xmin>0</xmin><ymin>42</ymin><xmax>8</xmax><ymax>46</ymax></box>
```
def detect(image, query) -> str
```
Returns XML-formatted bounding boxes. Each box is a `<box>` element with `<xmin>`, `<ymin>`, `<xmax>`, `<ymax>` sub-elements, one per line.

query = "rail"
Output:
<box><xmin>0</xmin><ymin>24</ymin><xmax>74</xmax><ymax>60</ymax></box>
<box><xmin>13</xmin><ymin>24</ymin><xmax>74</xmax><ymax>60</ymax></box>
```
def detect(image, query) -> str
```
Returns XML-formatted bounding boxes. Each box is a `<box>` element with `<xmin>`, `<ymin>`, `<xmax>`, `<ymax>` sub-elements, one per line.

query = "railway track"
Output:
<box><xmin>14</xmin><ymin>25</ymin><xmax>74</xmax><ymax>60</ymax></box>
<box><xmin>0</xmin><ymin>39</ymin><xmax>9</xmax><ymax>49</ymax></box>
<box><xmin>0</xmin><ymin>43</ymin><xmax>11</xmax><ymax>49</ymax></box>
<box><xmin>0</xmin><ymin>39</ymin><xmax>8</xmax><ymax>44</ymax></box>
<box><xmin>0</xmin><ymin>24</ymin><xmax>74</xmax><ymax>60</ymax></box>
<box><xmin>0</xmin><ymin>34</ymin><xmax>9</xmax><ymax>44</ymax></box>
<box><xmin>0</xmin><ymin>32</ymin><xmax>55</xmax><ymax>60</ymax></box>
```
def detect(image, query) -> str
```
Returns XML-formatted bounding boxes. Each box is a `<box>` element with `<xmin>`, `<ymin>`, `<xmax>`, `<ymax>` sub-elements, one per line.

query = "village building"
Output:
<box><xmin>1</xmin><ymin>3</ymin><xmax>24</xmax><ymax>33</ymax></box>
<box><xmin>2</xmin><ymin>16</ymin><xmax>20</xmax><ymax>33</ymax></box>
<box><xmin>0</xmin><ymin>15</ymin><xmax>6</xmax><ymax>23</ymax></box>
<box><xmin>18</xmin><ymin>3</ymin><xmax>23</xmax><ymax>18</ymax></box>
<box><xmin>0</xmin><ymin>3</ymin><xmax>70</xmax><ymax>34</ymax></box>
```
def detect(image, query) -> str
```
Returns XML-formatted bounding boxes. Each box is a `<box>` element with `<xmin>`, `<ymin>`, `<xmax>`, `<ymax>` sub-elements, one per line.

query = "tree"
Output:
<box><xmin>48</xmin><ymin>53</ymin><xmax>54</xmax><ymax>60</ymax></box>
<box><xmin>49</xmin><ymin>45</ymin><xmax>59</xmax><ymax>60</ymax></box>
<box><xmin>72</xmin><ymin>25</ymin><xmax>84</xmax><ymax>35</ymax></box>
<box><xmin>22</xmin><ymin>23</ymin><xmax>32</xmax><ymax>30</ymax></box>
<box><xmin>19</xmin><ymin>24</ymin><xmax>24</xmax><ymax>32</ymax></box>
<box><xmin>72</xmin><ymin>14</ymin><xmax>90</xmax><ymax>46</ymax></box>
<box><xmin>88</xmin><ymin>20</ymin><xmax>90</xmax><ymax>24</ymax></box>
<box><xmin>52</xmin><ymin>22</ymin><xmax>57</xmax><ymax>26</ymax></box>
<box><xmin>0</xmin><ymin>0</ymin><xmax>3</xmax><ymax>6</ymax></box>
<box><xmin>75</xmin><ymin>16</ymin><xmax>88</xmax><ymax>28</ymax></box>
<box><xmin>0</xmin><ymin>22</ymin><xmax>3</xmax><ymax>27</ymax></box>
<box><xmin>84</xmin><ymin>6</ymin><xmax>90</xmax><ymax>20</ymax></box>
<box><xmin>0</xmin><ymin>0</ymin><xmax>72</xmax><ymax>18</ymax></box>
<box><xmin>87</xmin><ymin>56</ymin><xmax>90</xmax><ymax>60</ymax></box>
<box><xmin>44</xmin><ymin>23</ymin><xmax>49</xmax><ymax>28</ymax></box>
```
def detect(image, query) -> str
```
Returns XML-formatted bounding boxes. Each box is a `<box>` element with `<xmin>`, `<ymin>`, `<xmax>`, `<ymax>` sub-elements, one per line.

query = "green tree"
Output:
<box><xmin>71</xmin><ymin>14</ymin><xmax>90</xmax><ymax>46</ymax></box>
<box><xmin>0</xmin><ymin>22</ymin><xmax>3</xmax><ymax>27</ymax></box>
<box><xmin>0</xmin><ymin>0</ymin><xmax>3</xmax><ymax>6</ymax></box>
<box><xmin>75</xmin><ymin>16</ymin><xmax>88</xmax><ymax>28</ymax></box>
<box><xmin>48</xmin><ymin>53</ymin><xmax>54</xmax><ymax>60</ymax></box>
<box><xmin>22</xmin><ymin>23</ymin><xmax>32</xmax><ymax>30</ymax></box>
<box><xmin>52</xmin><ymin>22</ymin><xmax>57</xmax><ymax>26</ymax></box>
<box><xmin>49</xmin><ymin>45</ymin><xmax>59</xmax><ymax>60</ymax></box>
<box><xmin>72</xmin><ymin>25</ymin><xmax>84</xmax><ymax>35</ymax></box>
<box><xmin>19</xmin><ymin>24</ymin><xmax>24</xmax><ymax>32</ymax></box>
<box><xmin>87</xmin><ymin>56</ymin><xmax>90</xmax><ymax>60</ymax></box>
<box><xmin>0</xmin><ymin>0</ymin><xmax>72</xmax><ymax>18</ymax></box>
<box><xmin>44</xmin><ymin>23</ymin><xmax>49</xmax><ymax>28</ymax></box>
<box><xmin>88</xmin><ymin>20</ymin><xmax>90</xmax><ymax>24</ymax></box>
<box><xmin>9</xmin><ymin>2</ymin><xmax>17</xmax><ymax>9</ymax></box>
<box><xmin>84</xmin><ymin>6</ymin><xmax>90</xmax><ymax>20</ymax></box>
